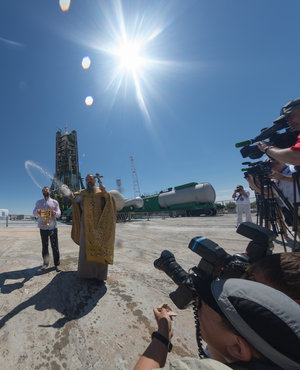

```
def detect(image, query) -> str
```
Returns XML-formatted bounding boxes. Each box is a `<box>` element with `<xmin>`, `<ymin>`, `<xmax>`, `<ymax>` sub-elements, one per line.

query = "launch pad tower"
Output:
<box><xmin>51</xmin><ymin>125</ymin><xmax>84</xmax><ymax>212</ymax></box>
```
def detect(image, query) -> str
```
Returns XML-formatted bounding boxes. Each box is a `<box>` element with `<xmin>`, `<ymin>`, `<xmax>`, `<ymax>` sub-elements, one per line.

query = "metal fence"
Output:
<box><xmin>0</xmin><ymin>217</ymin><xmax>37</xmax><ymax>227</ymax></box>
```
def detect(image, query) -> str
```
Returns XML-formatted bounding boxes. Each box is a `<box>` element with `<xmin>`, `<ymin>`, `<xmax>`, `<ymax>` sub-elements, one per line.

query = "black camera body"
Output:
<box><xmin>154</xmin><ymin>222</ymin><xmax>275</xmax><ymax>309</ymax></box>
<box><xmin>242</xmin><ymin>160</ymin><xmax>272</xmax><ymax>179</ymax></box>
<box><xmin>240</xmin><ymin>144</ymin><xmax>264</xmax><ymax>160</ymax></box>
<box><xmin>236</xmin><ymin>118</ymin><xmax>298</xmax><ymax>160</ymax></box>
<box><xmin>241</xmin><ymin>130</ymin><xmax>298</xmax><ymax>159</ymax></box>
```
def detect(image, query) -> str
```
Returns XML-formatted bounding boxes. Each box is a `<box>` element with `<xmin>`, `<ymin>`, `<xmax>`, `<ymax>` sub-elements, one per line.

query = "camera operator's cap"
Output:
<box><xmin>274</xmin><ymin>97</ymin><xmax>300</xmax><ymax>123</ymax></box>
<box><xmin>192</xmin><ymin>279</ymin><xmax>225</xmax><ymax>317</ymax></box>
<box><xmin>211</xmin><ymin>279</ymin><xmax>300</xmax><ymax>369</ymax></box>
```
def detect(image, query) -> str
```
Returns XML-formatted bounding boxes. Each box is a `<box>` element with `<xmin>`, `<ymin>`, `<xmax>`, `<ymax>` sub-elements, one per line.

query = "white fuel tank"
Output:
<box><xmin>123</xmin><ymin>197</ymin><xmax>144</xmax><ymax>209</ymax></box>
<box><xmin>158</xmin><ymin>182</ymin><xmax>215</xmax><ymax>208</ymax></box>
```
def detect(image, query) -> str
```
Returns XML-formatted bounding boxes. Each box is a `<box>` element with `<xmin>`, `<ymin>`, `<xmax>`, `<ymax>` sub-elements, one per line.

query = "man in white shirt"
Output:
<box><xmin>33</xmin><ymin>186</ymin><xmax>61</xmax><ymax>271</ymax></box>
<box><xmin>232</xmin><ymin>185</ymin><xmax>252</xmax><ymax>227</ymax></box>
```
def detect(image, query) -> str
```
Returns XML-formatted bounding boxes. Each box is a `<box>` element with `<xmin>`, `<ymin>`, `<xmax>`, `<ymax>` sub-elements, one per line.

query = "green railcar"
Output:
<box><xmin>120</xmin><ymin>182</ymin><xmax>220</xmax><ymax>217</ymax></box>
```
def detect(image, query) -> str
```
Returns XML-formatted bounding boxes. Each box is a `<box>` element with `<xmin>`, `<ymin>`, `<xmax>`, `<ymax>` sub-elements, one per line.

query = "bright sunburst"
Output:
<box><xmin>87</xmin><ymin>0</ymin><xmax>174</xmax><ymax>122</ymax></box>
<box><xmin>114</xmin><ymin>41</ymin><xmax>144</xmax><ymax>72</ymax></box>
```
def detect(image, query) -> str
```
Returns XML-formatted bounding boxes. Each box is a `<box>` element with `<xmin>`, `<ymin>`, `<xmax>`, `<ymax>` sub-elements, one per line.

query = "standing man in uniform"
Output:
<box><xmin>33</xmin><ymin>186</ymin><xmax>61</xmax><ymax>271</ymax></box>
<box><xmin>232</xmin><ymin>185</ymin><xmax>252</xmax><ymax>227</ymax></box>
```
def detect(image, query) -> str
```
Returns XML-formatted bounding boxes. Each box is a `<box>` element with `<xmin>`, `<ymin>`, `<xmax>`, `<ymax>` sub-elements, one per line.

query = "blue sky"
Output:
<box><xmin>1</xmin><ymin>0</ymin><xmax>300</xmax><ymax>214</ymax></box>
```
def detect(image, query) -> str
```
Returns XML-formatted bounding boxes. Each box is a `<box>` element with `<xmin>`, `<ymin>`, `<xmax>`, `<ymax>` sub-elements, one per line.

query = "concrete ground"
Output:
<box><xmin>0</xmin><ymin>214</ymin><xmax>286</xmax><ymax>370</ymax></box>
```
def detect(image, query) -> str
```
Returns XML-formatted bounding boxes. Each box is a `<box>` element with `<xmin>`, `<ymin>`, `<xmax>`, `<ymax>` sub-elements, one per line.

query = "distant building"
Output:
<box><xmin>0</xmin><ymin>209</ymin><xmax>9</xmax><ymax>218</ymax></box>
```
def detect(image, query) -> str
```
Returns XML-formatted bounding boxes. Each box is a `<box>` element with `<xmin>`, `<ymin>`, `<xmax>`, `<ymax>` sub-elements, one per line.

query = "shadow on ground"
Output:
<box><xmin>0</xmin><ymin>266</ymin><xmax>43</xmax><ymax>294</ymax></box>
<box><xmin>0</xmin><ymin>270</ymin><xmax>106</xmax><ymax>329</ymax></box>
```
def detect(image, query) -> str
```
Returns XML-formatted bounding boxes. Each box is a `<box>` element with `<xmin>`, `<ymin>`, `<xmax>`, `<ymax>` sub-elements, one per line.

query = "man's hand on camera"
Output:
<box><xmin>257</xmin><ymin>141</ymin><xmax>268</xmax><ymax>152</ymax></box>
<box><xmin>257</xmin><ymin>141</ymin><xmax>275</xmax><ymax>154</ymax></box>
<box><xmin>270</xmin><ymin>170</ymin><xmax>293</xmax><ymax>182</ymax></box>
<box><xmin>270</xmin><ymin>170</ymin><xmax>282</xmax><ymax>180</ymax></box>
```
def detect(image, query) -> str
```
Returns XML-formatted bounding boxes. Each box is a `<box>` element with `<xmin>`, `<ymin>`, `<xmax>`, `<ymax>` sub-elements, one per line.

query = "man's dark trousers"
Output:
<box><xmin>40</xmin><ymin>228</ymin><xmax>60</xmax><ymax>266</ymax></box>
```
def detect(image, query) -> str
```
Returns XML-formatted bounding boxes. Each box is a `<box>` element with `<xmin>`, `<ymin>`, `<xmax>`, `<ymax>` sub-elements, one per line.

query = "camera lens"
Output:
<box><xmin>154</xmin><ymin>250</ymin><xmax>189</xmax><ymax>286</ymax></box>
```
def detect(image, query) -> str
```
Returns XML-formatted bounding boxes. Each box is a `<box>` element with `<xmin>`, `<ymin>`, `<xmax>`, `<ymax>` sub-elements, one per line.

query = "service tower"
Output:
<box><xmin>51</xmin><ymin>125</ymin><xmax>84</xmax><ymax>213</ymax></box>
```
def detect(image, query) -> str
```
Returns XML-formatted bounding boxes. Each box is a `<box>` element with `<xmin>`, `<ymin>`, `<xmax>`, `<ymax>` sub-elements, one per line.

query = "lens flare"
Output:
<box><xmin>59</xmin><ymin>0</ymin><xmax>71</xmax><ymax>12</ymax></box>
<box><xmin>85</xmin><ymin>96</ymin><xmax>94</xmax><ymax>106</ymax></box>
<box><xmin>82</xmin><ymin>56</ymin><xmax>91</xmax><ymax>69</ymax></box>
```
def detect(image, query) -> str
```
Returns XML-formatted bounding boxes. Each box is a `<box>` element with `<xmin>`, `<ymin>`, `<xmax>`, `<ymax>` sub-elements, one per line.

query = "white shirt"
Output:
<box><xmin>235</xmin><ymin>190</ymin><xmax>250</xmax><ymax>204</ymax></box>
<box><xmin>275</xmin><ymin>165</ymin><xmax>299</xmax><ymax>204</ymax></box>
<box><xmin>33</xmin><ymin>197</ymin><xmax>61</xmax><ymax>230</ymax></box>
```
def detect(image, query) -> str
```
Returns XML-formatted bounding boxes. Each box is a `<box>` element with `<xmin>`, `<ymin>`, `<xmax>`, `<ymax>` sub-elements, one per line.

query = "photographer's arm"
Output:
<box><xmin>134</xmin><ymin>307</ymin><xmax>173</xmax><ymax>370</ymax></box>
<box><xmin>257</xmin><ymin>142</ymin><xmax>300</xmax><ymax>165</ymax></box>
<box><xmin>270</xmin><ymin>170</ymin><xmax>293</xmax><ymax>182</ymax></box>
<box><xmin>240</xmin><ymin>189</ymin><xmax>249</xmax><ymax>198</ymax></box>
<box><xmin>246</xmin><ymin>175</ymin><xmax>261</xmax><ymax>194</ymax></box>
<box><xmin>246</xmin><ymin>175</ymin><xmax>274</xmax><ymax>198</ymax></box>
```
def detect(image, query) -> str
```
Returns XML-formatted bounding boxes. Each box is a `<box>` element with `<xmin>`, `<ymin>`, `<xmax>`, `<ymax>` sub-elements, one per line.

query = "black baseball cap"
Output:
<box><xmin>274</xmin><ymin>97</ymin><xmax>300</xmax><ymax>123</ymax></box>
<box><xmin>194</xmin><ymin>278</ymin><xmax>300</xmax><ymax>369</ymax></box>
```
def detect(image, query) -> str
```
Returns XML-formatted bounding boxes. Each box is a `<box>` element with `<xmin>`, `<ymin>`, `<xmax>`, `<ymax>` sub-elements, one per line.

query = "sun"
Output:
<box><xmin>84</xmin><ymin>0</ymin><xmax>175</xmax><ymax>122</ymax></box>
<box><xmin>108</xmin><ymin>37</ymin><xmax>152</xmax><ymax>119</ymax></box>
<box><xmin>115</xmin><ymin>41</ymin><xmax>144</xmax><ymax>72</ymax></box>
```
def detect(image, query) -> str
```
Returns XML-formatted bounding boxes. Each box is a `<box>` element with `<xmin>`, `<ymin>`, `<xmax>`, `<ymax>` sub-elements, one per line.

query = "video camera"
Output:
<box><xmin>242</xmin><ymin>160</ymin><xmax>272</xmax><ymax>179</ymax></box>
<box><xmin>154</xmin><ymin>222</ymin><xmax>275</xmax><ymax>309</ymax></box>
<box><xmin>235</xmin><ymin>120</ymin><xmax>298</xmax><ymax>159</ymax></box>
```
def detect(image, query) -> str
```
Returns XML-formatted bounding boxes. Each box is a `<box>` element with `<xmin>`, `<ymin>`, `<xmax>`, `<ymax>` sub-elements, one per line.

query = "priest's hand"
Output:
<box><xmin>61</xmin><ymin>184</ymin><xmax>75</xmax><ymax>199</ymax></box>
<box><xmin>99</xmin><ymin>183</ymin><xmax>106</xmax><ymax>192</ymax></box>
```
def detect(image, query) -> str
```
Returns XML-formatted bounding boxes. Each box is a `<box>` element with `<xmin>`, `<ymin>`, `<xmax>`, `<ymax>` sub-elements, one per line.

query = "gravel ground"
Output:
<box><xmin>0</xmin><ymin>214</ymin><xmax>286</xmax><ymax>369</ymax></box>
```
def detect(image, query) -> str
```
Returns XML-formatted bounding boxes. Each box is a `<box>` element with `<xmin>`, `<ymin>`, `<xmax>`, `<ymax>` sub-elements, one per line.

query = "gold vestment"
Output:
<box><xmin>71</xmin><ymin>188</ymin><xmax>116</xmax><ymax>264</ymax></box>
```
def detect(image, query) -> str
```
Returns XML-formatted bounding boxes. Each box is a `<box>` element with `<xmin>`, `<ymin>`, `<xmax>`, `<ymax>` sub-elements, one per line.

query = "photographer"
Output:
<box><xmin>245</xmin><ymin>252</ymin><xmax>300</xmax><ymax>303</ymax></box>
<box><xmin>134</xmin><ymin>279</ymin><xmax>300</xmax><ymax>369</ymax></box>
<box><xmin>266</xmin><ymin>158</ymin><xmax>299</xmax><ymax>228</ymax></box>
<box><xmin>232</xmin><ymin>185</ymin><xmax>252</xmax><ymax>227</ymax></box>
<box><xmin>246</xmin><ymin>158</ymin><xmax>300</xmax><ymax>244</ymax></box>
<box><xmin>257</xmin><ymin>98</ymin><xmax>300</xmax><ymax>165</ymax></box>
<box><xmin>246</xmin><ymin>159</ymin><xmax>294</xmax><ymax>217</ymax></box>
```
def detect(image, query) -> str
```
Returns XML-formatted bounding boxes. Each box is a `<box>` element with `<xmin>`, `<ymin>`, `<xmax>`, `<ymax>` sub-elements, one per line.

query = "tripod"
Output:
<box><xmin>291</xmin><ymin>166</ymin><xmax>300</xmax><ymax>251</ymax></box>
<box><xmin>255</xmin><ymin>176</ymin><xmax>293</xmax><ymax>252</ymax></box>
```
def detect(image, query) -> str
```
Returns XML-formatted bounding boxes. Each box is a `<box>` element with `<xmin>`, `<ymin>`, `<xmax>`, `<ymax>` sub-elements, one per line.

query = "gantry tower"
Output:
<box><xmin>51</xmin><ymin>125</ymin><xmax>84</xmax><ymax>212</ymax></box>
